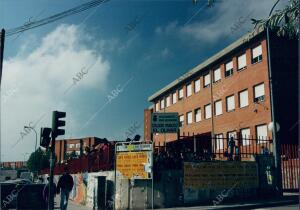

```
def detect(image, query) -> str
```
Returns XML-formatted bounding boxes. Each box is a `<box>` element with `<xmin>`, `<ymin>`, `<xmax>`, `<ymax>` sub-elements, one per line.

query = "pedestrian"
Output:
<box><xmin>43</xmin><ymin>177</ymin><xmax>56</xmax><ymax>204</ymax></box>
<box><xmin>56</xmin><ymin>167</ymin><xmax>74</xmax><ymax>210</ymax></box>
<box><xmin>228</xmin><ymin>136</ymin><xmax>235</xmax><ymax>161</ymax></box>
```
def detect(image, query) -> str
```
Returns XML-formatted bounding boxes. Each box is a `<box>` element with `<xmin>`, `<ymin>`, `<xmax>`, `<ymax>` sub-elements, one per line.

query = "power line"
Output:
<box><xmin>3</xmin><ymin>0</ymin><xmax>109</xmax><ymax>37</ymax></box>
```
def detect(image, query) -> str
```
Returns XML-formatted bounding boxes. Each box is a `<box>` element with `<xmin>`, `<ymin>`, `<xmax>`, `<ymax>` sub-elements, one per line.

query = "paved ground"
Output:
<box><xmin>54</xmin><ymin>197</ymin><xmax>91</xmax><ymax>210</ymax></box>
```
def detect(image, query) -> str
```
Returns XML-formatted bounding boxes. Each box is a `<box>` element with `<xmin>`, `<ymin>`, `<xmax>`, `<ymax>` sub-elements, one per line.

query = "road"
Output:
<box><xmin>254</xmin><ymin>204</ymin><xmax>299</xmax><ymax>210</ymax></box>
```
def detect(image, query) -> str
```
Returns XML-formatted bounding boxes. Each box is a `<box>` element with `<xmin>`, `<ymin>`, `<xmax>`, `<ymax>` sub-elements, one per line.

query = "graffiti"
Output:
<box><xmin>70</xmin><ymin>173</ymin><xmax>89</xmax><ymax>205</ymax></box>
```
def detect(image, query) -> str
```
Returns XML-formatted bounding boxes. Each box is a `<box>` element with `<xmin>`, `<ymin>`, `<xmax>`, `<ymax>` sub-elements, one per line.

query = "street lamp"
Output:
<box><xmin>24</xmin><ymin>126</ymin><xmax>38</xmax><ymax>153</ymax></box>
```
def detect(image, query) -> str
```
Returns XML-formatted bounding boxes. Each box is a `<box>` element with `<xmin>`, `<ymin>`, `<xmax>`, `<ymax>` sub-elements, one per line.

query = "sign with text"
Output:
<box><xmin>151</xmin><ymin>112</ymin><xmax>179</xmax><ymax>133</ymax></box>
<box><xmin>116</xmin><ymin>143</ymin><xmax>152</xmax><ymax>152</ymax></box>
<box><xmin>184</xmin><ymin>161</ymin><xmax>258</xmax><ymax>189</ymax></box>
<box><xmin>116</xmin><ymin>151</ymin><xmax>152</xmax><ymax>179</ymax></box>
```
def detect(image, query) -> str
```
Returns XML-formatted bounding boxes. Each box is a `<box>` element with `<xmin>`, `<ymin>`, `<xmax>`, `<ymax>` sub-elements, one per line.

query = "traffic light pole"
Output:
<box><xmin>48</xmin><ymin>115</ymin><xmax>56</xmax><ymax>210</ymax></box>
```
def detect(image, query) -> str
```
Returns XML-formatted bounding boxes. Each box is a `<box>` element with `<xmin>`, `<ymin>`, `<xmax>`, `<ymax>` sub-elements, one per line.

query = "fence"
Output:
<box><xmin>40</xmin><ymin>143</ymin><xmax>114</xmax><ymax>175</ymax></box>
<box><xmin>281</xmin><ymin>144</ymin><xmax>299</xmax><ymax>191</ymax></box>
<box><xmin>212</xmin><ymin>136</ymin><xmax>273</xmax><ymax>160</ymax></box>
<box><xmin>154</xmin><ymin>134</ymin><xmax>273</xmax><ymax>161</ymax></box>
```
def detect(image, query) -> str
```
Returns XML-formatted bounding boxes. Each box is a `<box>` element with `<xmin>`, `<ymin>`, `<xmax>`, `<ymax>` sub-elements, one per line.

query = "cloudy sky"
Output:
<box><xmin>1</xmin><ymin>0</ymin><xmax>287</xmax><ymax>161</ymax></box>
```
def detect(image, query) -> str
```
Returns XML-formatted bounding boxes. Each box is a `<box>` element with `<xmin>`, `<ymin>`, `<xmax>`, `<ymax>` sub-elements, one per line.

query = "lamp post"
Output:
<box><xmin>24</xmin><ymin>126</ymin><xmax>38</xmax><ymax>152</ymax></box>
<box><xmin>24</xmin><ymin>126</ymin><xmax>38</xmax><ymax>182</ymax></box>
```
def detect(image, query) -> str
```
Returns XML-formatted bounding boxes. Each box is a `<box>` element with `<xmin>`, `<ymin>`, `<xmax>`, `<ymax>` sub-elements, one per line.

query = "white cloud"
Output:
<box><xmin>156</xmin><ymin>0</ymin><xmax>288</xmax><ymax>43</ymax></box>
<box><xmin>1</xmin><ymin>24</ymin><xmax>110</xmax><ymax>161</ymax></box>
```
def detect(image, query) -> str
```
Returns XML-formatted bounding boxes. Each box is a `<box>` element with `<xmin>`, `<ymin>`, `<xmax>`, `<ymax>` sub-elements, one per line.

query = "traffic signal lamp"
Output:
<box><xmin>52</xmin><ymin>111</ymin><xmax>66</xmax><ymax>138</ymax></box>
<box><xmin>40</xmin><ymin>127</ymin><xmax>52</xmax><ymax>148</ymax></box>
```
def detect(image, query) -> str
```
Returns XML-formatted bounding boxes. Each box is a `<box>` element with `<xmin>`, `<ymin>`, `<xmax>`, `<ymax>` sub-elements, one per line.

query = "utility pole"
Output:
<box><xmin>0</xmin><ymin>29</ymin><xmax>5</xmax><ymax>86</ymax></box>
<box><xmin>0</xmin><ymin>29</ymin><xmax>5</xmax><ymax>206</ymax></box>
<box><xmin>48</xmin><ymin>111</ymin><xmax>66</xmax><ymax>209</ymax></box>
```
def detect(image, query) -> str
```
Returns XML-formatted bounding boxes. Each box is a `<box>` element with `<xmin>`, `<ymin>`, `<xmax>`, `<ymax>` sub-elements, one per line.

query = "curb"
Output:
<box><xmin>211</xmin><ymin>199</ymin><xmax>299</xmax><ymax>210</ymax></box>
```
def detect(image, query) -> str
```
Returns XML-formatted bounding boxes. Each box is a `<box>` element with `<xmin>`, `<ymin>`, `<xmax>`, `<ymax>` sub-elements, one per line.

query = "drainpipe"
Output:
<box><xmin>266</xmin><ymin>27</ymin><xmax>282</xmax><ymax>196</ymax></box>
<box><xmin>210</xmin><ymin>69</ymin><xmax>215</xmax><ymax>154</ymax></box>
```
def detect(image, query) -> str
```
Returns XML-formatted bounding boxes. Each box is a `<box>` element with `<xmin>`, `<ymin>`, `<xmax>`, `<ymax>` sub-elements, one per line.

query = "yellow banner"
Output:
<box><xmin>116</xmin><ymin>151</ymin><xmax>151</xmax><ymax>179</ymax></box>
<box><xmin>184</xmin><ymin>162</ymin><xmax>258</xmax><ymax>189</ymax></box>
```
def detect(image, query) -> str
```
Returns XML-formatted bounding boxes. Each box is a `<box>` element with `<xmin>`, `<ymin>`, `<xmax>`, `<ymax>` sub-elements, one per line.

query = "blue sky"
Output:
<box><xmin>1</xmin><ymin>0</ymin><xmax>287</xmax><ymax>161</ymax></box>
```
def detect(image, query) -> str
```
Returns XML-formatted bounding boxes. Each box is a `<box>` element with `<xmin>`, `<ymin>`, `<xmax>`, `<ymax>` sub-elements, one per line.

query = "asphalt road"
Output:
<box><xmin>254</xmin><ymin>204</ymin><xmax>299</xmax><ymax>210</ymax></box>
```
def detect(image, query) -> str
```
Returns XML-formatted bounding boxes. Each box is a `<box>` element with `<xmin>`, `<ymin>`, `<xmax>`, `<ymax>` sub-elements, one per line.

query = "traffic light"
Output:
<box><xmin>52</xmin><ymin>111</ymin><xmax>66</xmax><ymax>138</ymax></box>
<box><xmin>40</xmin><ymin>127</ymin><xmax>52</xmax><ymax>148</ymax></box>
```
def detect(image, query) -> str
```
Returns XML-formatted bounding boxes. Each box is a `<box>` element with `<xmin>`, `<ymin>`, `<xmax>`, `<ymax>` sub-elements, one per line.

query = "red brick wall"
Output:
<box><xmin>150</xmin><ymin>38</ymin><xmax>273</xmax><ymax>146</ymax></box>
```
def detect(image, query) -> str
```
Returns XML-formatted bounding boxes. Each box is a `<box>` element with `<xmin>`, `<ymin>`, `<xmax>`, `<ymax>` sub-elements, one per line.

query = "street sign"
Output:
<box><xmin>116</xmin><ymin>143</ymin><xmax>152</xmax><ymax>152</ymax></box>
<box><xmin>115</xmin><ymin>142</ymin><xmax>153</xmax><ymax>180</ymax></box>
<box><xmin>116</xmin><ymin>151</ymin><xmax>152</xmax><ymax>179</ymax></box>
<box><xmin>151</xmin><ymin>112</ymin><xmax>179</xmax><ymax>133</ymax></box>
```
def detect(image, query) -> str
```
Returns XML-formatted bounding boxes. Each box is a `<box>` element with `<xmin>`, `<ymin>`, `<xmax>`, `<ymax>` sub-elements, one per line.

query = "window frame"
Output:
<box><xmin>256</xmin><ymin>124</ymin><xmax>268</xmax><ymax>143</ymax></box>
<box><xmin>204</xmin><ymin>73</ymin><xmax>211</xmax><ymax>88</ymax></box>
<box><xmin>225</xmin><ymin>60</ymin><xmax>234</xmax><ymax>78</ymax></box>
<box><xmin>179</xmin><ymin>115</ymin><xmax>184</xmax><ymax>127</ymax></box>
<box><xmin>214</xmin><ymin>100</ymin><xmax>223</xmax><ymax>116</ymax></box>
<box><xmin>179</xmin><ymin>87</ymin><xmax>184</xmax><ymax>100</ymax></box>
<box><xmin>172</xmin><ymin>92</ymin><xmax>177</xmax><ymax>104</ymax></box>
<box><xmin>160</xmin><ymin>98</ymin><xmax>165</xmax><ymax>109</ymax></box>
<box><xmin>215</xmin><ymin>133</ymin><xmax>224</xmax><ymax>150</ymax></box>
<box><xmin>213</xmin><ymin>68</ymin><xmax>221</xmax><ymax>83</ymax></box>
<box><xmin>237</xmin><ymin>53</ymin><xmax>247</xmax><ymax>70</ymax></box>
<box><xmin>204</xmin><ymin>103</ymin><xmax>212</xmax><ymax>119</ymax></box>
<box><xmin>186</xmin><ymin>83</ymin><xmax>192</xmax><ymax>97</ymax></box>
<box><xmin>187</xmin><ymin>111</ymin><xmax>193</xmax><ymax>125</ymax></box>
<box><xmin>239</xmin><ymin>89</ymin><xmax>249</xmax><ymax>108</ymax></box>
<box><xmin>195</xmin><ymin>108</ymin><xmax>201</xmax><ymax>122</ymax></box>
<box><xmin>194</xmin><ymin>79</ymin><xmax>201</xmax><ymax>93</ymax></box>
<box><xmin>240</xmin><ymin>128</ymin><xmax>251</xmax><ymax>146</ymax></box>
<box><xmin>253</xmin><ymin>83</ymin><xmax>265</xmax><ymax>103</ymax></box>
<box><xmin>226</xmin><ymin>95</ymin><xmax>235</xmax><ymax>112</ymax></box>
<box><xmin>251</xmin><ymin>44</ymin><xmax>263</xmax><ymax>64</ymax></box>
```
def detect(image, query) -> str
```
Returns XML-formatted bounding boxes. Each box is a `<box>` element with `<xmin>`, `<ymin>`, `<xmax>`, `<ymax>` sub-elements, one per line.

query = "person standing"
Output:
<box><xmin>57</xmin><ymin>167</ymin><xmax>74</xmax><ymax>210</ymax></box>
<box><xmin>43</xmin><ymin>177</ymin><xmax>57</xmax><ymax>204</ymax></box>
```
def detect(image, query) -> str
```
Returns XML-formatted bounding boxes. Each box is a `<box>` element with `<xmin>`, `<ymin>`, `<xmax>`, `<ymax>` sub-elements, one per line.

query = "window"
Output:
<box><xmin>254</xmin><ymin>83</ymin><xmax>265</xmax><ymax>102</ymax></box>
<box><xmin>172</xmin><ymin>92</ymin><xmax>177</xmax><ymax>104</ymax></box>
<box><xmin>179</xmin><ymin>88</ymin><xmax>184</xmax><ymax>99</ymax></box>
<box><xmin>241</xmin><ymin>128</ymin><xmax>251</xmax><ymax>146</ymax></box>
<box><xmin>204</xmin><ymin>104</ymin><xmax>212</xmax><ymax>119</ymax></box>
<box><xmin>179</xmin><ymin>115</ymin><xmax>184</xmax><ymax>127</ymax></box>
<box><xmin>187</xmin><ymin>111</ymin><xmax>193</xmax><ymax>124</ymax></box>
<box><xmin>195</xmin><ymin>108</ymin><xmax>201</xmax><ymax>122</ymax></box>
<box><xmin>226</xmin><ymin>95</ymin><xmax>235</xmax><ymax>112</ymax></box>
<box><xmin>76</xmin><ymin>143</ymin><xmax>80</xmax><ymax>148</ymax></box>
<box><xmin>252</xmin><ymin>45</ymin><xmax>262</xmax><ymax>64</ymax></box>
<box><xmin>75</xmin><ymin>151</ymin><xmax>80</xmax><ymax>155</ymax></box>
<box><xmin>186</xmin><ymin>83</ymin><xmax>192</xmax><ymax>97</ymax></box>
<box><xmin>225</xmin><ymin>61</ymin><xmax>233</xmax><ymax>77</ymax></box>
<box><xmin>239</xmin><ymin>89</ymin><xmax>249</xmax><ymax>108</ymax></box>
<box><xmin>155</xmin><ymin>102</ymin><xmax>159</xmax><ymax>111</ymax></box>
<box><xmin>69</xmin><ymin>144</ymin><xmax>74</xmax><ymax>149</ymax></box>
<box><xmin>227</xmin><ymin>131</ymin><xmax>237</xmax><ymax>139</ymax></box>
<box><xmin>160</xmin><ymin>99</ymin><xmax>165</xmax><ymax>109</ymax></box>
<box><xmin>194</xmin><ymin>79</ymin><xmax>200</xmax><ymax>93</ymax></box>
<box><xmin>215</xmin><ymin>134</ymin><xmax>224</xmax><ymax>150</ymax></box>
<box><xmin>256</xmin><ymin>124</ymin><xmax>268</xmax><ymax>143</ymax></box>
<box><xmin>204</xmin><ymin>74</ymin><xmax>211</xmax><ymax>87</ymax></box>
<box><xmin>166</xmin><ymin>95</ymin><xmax>171</xmax><ymax>107</ymax></box>
<box><xmin>214</xmin><ymin>100</ymin><xmax>222</xmax><ymax>116</ymax></box>
<box><xmin>238</xmin><ymin>53</ymin><xmax>247</xmax><ymax>70</ymax></box>
<box><xmin>214</xmin><ymin>68</ymin><xmax>221</xmax><ymax>82</ymax></box>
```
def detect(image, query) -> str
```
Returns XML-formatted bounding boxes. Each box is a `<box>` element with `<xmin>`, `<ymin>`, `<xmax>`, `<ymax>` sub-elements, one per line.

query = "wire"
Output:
<box><xmin>3</xmin><ymin>0</ymin><xmax>109</xmax><ymax>37</ymax></box>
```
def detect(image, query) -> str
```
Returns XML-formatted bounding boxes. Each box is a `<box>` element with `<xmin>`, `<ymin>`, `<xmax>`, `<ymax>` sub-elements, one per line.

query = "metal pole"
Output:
<box><xmin>151</xmin><ymin>141</ymin><xmax>154</xmax><ymax>210</ymax></box>
<box><xmin>48</xmin><ymin>112</ymin><xmax>57</xmax><ymax>210</ymax></box>
<box><xmin>0</xmin><ymin>29</ymin><xmax>5</xmax><ymax>86</ymax></box>
<box><xmin>114</xmin><ymin>143</ymin><xmax>117</xmax><ymax>210</ymax></box>
<box><xmin>266</xmin><ymin>27</ymin><xmax>282</xmax><ymax>196</ymax></box>
<box><xmin>0</xmin><ymin>29</ymin><xmax>5</xmax><ymax>208</ymax></box>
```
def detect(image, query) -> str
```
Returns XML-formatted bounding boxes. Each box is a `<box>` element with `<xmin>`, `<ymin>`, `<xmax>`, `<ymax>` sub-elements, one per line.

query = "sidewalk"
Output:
<box><xmin>54</xmin><ymin>197</ymin><xmax>92</xmax><ymax>210</ymax></box>
<box><xmin>158</xmin><ymin>193</ymin><xmax>299</xmax><ymax>210</ymax></box>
